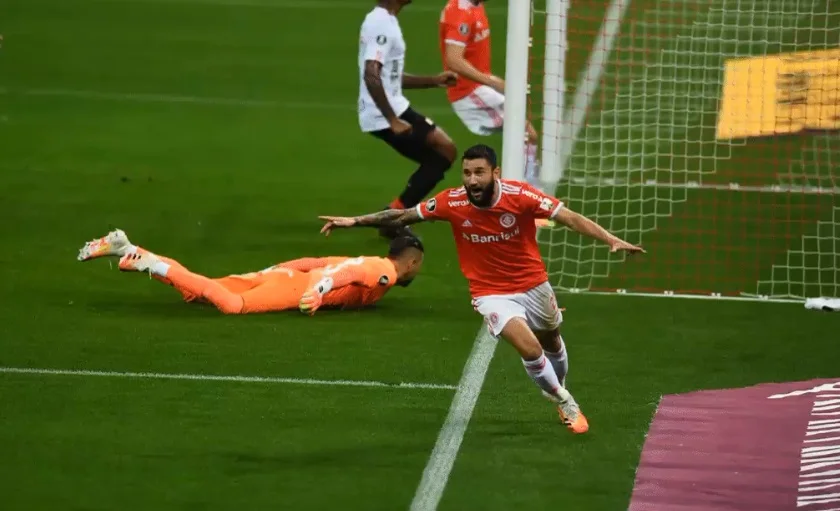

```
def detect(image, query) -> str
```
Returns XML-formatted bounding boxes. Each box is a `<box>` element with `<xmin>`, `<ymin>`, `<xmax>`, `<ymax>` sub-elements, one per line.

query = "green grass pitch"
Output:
<box><xmin>0</xmin><ymin>0</ymin><xmax>837</xmax><ymax>509</ymax></box>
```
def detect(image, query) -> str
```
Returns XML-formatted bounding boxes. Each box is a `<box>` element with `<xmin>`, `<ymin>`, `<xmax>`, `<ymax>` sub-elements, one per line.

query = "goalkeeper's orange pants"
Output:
<box><xmin>147</xmin><ymin>252</ymin><xmax>310</xmax><ymax>314</ymax></box>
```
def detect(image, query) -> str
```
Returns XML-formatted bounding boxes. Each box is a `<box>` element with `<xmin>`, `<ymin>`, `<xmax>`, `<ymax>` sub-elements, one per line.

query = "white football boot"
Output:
<box><xmin>77</xmin><ymin>229</ymin><xmax>132</xmax><ymax>261</ymax></box>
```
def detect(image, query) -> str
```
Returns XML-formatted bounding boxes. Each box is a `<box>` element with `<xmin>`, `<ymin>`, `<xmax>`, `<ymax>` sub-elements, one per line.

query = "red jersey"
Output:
<box><xmin>439</xmin><ymin>0</ymin><xmax>492</xmax><ymax>103</ymax></box>
<box><xmin>415</xmin><ymin>180</ymin><xmax>564</xmax><ymax>298</ymax></box>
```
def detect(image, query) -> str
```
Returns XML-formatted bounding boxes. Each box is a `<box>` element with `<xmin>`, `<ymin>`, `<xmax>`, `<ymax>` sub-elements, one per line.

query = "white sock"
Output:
<box><xmin>124</xmin><ymin>244</ymin><xmax>138</xmax><ymax>255</ymax></box>
<box><xmin>151</xmin><ymin>261</ymin><xmax>171</xmax><ymax>277</ymax></box>
<box><xmin>524</xmin><ymin>143</ymin><xmax>540</xmax><ymax>187</ymax></box>
<box><xmin>544</xmin><ymin>336</ymin><xmax>568</xmax><ymax>387</ymax></box>
<box><xmin>522</xmin><ymin>354</ymin><xmax>562</xmax><ymax>396</ymax></box>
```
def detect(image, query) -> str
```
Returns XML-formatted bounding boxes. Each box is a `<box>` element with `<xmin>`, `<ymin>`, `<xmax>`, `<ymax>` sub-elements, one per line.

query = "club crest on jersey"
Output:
<box><xmin>376</xmin><ymin>34</ymin><xmax>387</xmax><ymax>45</ymax></box>
<box><xmin>499</xmin><ymin>213</ymin><xmax>516</xmax><ymax>228</ymax></box>
<box><xmin>378</xmin><ymin>275</ymin><xmax>390</xmax><ymax>286</ymax></box>
<box><xmin>426</xmin><ymin>198</ymin><xmax>437</xmax><ymax>212</ymax></box>
<box><xmin>459</xmin><ymin>23</ymin><xmax>470</xmax><ymax>36</ymax></box>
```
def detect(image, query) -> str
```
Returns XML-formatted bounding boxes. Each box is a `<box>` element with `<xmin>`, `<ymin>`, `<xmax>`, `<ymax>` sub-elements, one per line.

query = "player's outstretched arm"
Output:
<box><xmin>553</xmin><ymin>207</ymin><xmax>646</xmax><ymax>254</ymax></box>
<box><xmin>403</xmin><ymin>72</ymin><xmax>457</xmax><ymax>89</ymax></box>
<box><xmin>319</xmin><ymin>208</ymin><xmax>424</xmax><ymax>236</ymax></box>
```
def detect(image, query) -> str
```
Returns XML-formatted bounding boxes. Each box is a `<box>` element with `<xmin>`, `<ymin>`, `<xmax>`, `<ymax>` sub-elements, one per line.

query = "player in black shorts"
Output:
<box><xmin>358</xmin><ymin>0</ymin><xmax>459</xmax><ymax>239</ymax></box>
<box><xmin>369</xmin><ymin>107</ymin><xmax>459</xmax><ymax>237</ymax></box>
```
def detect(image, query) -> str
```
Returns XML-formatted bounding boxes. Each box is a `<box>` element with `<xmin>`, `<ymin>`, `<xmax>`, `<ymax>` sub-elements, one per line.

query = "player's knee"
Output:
<box><xmin>439</xmin><ymin>140</ymin><xmax>457</xmax><ymax>167</ymax></box>
<box><xmin>218</xmin><ymin>304</ymin><xmax>244</xmax><ymax>315</ymax></box>
<box><xmin>536</xmin><ymin>328</ymin><xmax>562</xmax><ymax>352</ymax></box>
<box><xmin>216</xmin><ymin>296</ymin><xmax>245</xmax><ymax>314</ymax></box>
<box><xmin>427</xmin><ymin>129</ymin><xmax>457</xmax><ymax>166</ymax></box>
<box><xmin>499</xmin><ymin>317</ymin><xmax>543</xmax><ymax>359</ymax></box>
<box><xmin>517</xmin><ymin>337</ymin><xmax>544</xmax><ymax>360</ymax></box>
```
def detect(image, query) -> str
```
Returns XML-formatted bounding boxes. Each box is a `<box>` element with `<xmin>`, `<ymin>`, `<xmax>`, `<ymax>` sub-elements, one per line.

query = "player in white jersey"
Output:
<box><xmin>359</xmin><ymin>0</ymin><xmax>460</xmax><ymax>240</ymax></box>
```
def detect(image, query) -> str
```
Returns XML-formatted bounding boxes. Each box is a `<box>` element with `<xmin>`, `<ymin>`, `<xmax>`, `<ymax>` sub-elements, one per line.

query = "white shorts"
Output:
<box><xmin>451</xmin><ymin>85</ymin><xmax>505</xmax><ymax>136</ymax></box>
<box><xmin>471</xmin><ymin>282</ymin><xmax>563</xmax><ymax>337</ymax></box>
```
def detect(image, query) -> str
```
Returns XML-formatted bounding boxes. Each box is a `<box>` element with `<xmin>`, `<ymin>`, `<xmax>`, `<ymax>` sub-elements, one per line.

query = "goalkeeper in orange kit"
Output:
<box><xmin>77</xmin><ymin>229</ymin><xmax>424</xmax><ymax>315</ymax></box>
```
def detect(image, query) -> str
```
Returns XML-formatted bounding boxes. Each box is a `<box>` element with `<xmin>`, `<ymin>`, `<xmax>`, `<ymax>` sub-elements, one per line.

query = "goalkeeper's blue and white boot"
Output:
<box><xmin>77</xmin><ymin>229</ymin><xmax>132</xmax><ymax>261</ymax></box>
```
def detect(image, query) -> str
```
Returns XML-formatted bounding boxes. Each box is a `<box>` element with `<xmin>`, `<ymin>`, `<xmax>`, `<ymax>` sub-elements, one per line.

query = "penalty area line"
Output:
<box><xmin>0</xmin><ymin>367</ymin><xmax>457</xmax><ymax>390</ymax></box>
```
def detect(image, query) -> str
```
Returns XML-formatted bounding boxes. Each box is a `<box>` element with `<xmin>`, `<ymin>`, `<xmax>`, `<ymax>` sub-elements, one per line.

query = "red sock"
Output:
<box><xmin>389</xmin><ymin>198</ymin><xmax>405</xmax><ymax>210</ymax></box>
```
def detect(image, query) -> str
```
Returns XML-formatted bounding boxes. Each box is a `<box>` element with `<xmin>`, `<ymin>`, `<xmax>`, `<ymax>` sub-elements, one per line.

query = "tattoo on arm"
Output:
<box><xmin>363</xmin><ymin>60</ymin><xmax>397</xmax><ymax>122</ymax></box>
<box><xmin>354</xmin><ymin>208</ymin><xmax>423</xmax><ymax>228</ymax></box>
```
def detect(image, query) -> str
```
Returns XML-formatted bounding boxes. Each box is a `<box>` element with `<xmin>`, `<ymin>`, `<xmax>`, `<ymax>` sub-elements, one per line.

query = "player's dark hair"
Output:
<box><xmin>461</xmin><ymin>144</ymin><xmax>498</xmax><ymax>168</ymax></box>
<box><xmin>388</xmin><ymin>235</ymin><xmax>425</xmax><ymax>258</ymax></box>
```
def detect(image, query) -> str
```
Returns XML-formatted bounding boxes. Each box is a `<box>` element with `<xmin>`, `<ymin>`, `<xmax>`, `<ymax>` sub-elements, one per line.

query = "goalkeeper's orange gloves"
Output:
<box><xmin>298</xmin><ymin>277</ymin><xmax>334</xmax><ymax>316</ymax></box>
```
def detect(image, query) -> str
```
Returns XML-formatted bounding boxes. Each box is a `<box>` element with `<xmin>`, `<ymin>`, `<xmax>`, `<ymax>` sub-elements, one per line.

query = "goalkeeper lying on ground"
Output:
<box><xmin>77</xmin><ymin>229</ymin><xmax>425</xmax><ymax>315</ymax></box>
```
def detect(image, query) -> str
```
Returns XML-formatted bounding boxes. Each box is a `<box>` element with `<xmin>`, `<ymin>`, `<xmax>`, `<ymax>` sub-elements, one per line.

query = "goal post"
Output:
<box><xmin>537</xmin><ymin>0</ymin><xmax>570</xmax><ymax>192</ymax></box>
<box><xmin>499</xmin><ymin>0</ymin><xmax>531</xmax><ymax>182</ymax></box>
<box><xmin>503</xmin><ymin>0</ymin><xmax>840</xmax><ymax>303</ymax></box>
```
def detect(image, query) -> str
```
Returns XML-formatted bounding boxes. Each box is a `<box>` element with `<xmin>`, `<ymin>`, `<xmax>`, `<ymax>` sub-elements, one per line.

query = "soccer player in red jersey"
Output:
<box><xmin>319</xmin><ymin>144</ymin><xmax>644</xmax><ymax>433</ymax></box>
<box><xmin>439</xmin><ymin>0</ymin><xmax>542</xmax><ymax>189</ymax></box>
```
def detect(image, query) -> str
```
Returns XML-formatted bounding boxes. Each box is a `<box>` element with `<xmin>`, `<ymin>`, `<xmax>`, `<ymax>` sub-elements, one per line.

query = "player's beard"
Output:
<box><xmin>466</xmin><ymin>180</ymin><xmax>496</xmax><ymax>207</ymax></box>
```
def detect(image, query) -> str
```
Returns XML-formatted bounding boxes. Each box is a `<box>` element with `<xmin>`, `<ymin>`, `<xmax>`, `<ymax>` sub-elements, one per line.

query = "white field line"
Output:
<box><xmin>0</xmin><ymin>366</ymin><xmax>458</xmax><ymax>390</ymax></box>
<box><xmin>408</xmin><ymin>0</ymin><xmax>633</xmax><ymax>509</ymax></box>
<box><xmin>409</xmin><ymin>328</ymin><xmax>498</xmax><ymax>511</ymax></box>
